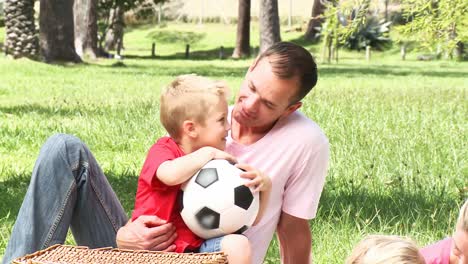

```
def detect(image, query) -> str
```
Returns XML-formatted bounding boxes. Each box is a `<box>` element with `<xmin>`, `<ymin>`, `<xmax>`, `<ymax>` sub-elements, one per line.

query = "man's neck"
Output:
<box><xmin>231</xmin><ymin>118</ymin><xmax>277</xmax><ymax>146</ymax></box>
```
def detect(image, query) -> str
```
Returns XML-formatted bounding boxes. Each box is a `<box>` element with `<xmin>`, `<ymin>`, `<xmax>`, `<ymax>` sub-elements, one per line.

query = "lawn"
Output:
<box><xmin>0</xmin><ymin>23</ymin><xmax>467</xmax><ymax>263</ymax></box>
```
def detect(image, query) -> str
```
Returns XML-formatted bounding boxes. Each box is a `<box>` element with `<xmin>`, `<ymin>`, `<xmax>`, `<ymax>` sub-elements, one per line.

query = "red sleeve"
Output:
<box><xmin>139</xmin><ymin>137</ymin><xmax>184</xmax><ymax>191</ymax></box>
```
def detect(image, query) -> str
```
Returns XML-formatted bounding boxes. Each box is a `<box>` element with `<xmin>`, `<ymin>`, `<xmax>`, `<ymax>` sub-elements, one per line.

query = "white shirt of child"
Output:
<box><xmin>226</xmin><ymin>108</ymin><xmax>329</xmax><ymax>264</ymax></box>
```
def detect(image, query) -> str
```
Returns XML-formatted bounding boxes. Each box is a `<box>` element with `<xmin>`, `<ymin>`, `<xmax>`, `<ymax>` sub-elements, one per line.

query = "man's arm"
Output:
<box><xmin>116</xmin><ymin>215</ymin><xmax>177</xmax><ymax>251</ymax></box>
<box><xmin>277</xmin><ymin>211</ymin><xmax>312</xmax><ymax>264</ymax></box>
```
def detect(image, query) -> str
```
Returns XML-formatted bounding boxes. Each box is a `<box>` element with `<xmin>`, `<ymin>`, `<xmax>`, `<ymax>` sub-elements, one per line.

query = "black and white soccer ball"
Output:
<box><xmin>179</xmin><ymin>159</ymin><xmax>260</xmax><ymax>239</ymax></box>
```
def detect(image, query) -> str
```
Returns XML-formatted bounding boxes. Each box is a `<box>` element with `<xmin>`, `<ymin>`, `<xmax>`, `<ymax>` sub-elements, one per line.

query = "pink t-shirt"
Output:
<box><xmin>226</xmin><ymin>108</ymin><xmax>329</xmax><ymax>264</ymax></box>
<box><xmin>420</xmin><ymin>238</ymin><xmax>453</xmax><ymax>264</ymax></box>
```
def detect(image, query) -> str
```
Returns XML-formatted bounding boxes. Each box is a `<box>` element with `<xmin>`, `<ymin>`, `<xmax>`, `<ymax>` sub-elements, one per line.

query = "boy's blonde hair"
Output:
<box><xmin>160</xmin><ymin>74</ymin><xmax>230</xmax><ymax>140</ymax></box>
<box><xmin>457</xmin><ymin>199</ymin><xmax>468</xmax><ymax>232</ymax></box>
<box><xmin>346</xmin><ymin>235</ymin><xmax>424</xmax><ymax>264</ymax></box>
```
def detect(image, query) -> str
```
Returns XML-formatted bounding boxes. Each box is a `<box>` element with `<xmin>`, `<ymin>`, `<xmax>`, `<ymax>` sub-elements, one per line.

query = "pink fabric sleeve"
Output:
<box><xmin>282</xmin><ymin>141</ymin><xmax>330</xmax><ymax>219</ymax></box>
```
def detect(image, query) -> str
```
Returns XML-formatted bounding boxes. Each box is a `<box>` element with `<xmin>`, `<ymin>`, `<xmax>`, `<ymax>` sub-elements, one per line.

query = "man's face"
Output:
<box><xmin>452</xmin><ymin>224</ymin><xmax>468</xmax><ymax>264</ymax></box>
<box><xmin>232</xmin><ymin>58</ymin><xmax>302</xmax><ymax>129</ymax></box>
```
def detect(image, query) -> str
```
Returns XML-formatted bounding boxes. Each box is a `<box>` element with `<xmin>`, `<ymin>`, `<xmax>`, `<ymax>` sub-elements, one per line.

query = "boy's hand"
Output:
<box><xmin>199</xmin><ymin>146</ymin><xmax>237</xmax><ymax>164</ymax></box>
<box><xmin>236</xmin><ymin>163</ymin><xmax>272</xmax><ymax>193</ymax></box>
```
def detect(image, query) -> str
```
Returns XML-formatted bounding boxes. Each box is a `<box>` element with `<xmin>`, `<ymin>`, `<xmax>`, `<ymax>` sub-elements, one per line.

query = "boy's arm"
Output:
<box><xmin>157</xmin><ymin>146</ymin><xmax>237</xmax><ymax>186</ymax></box>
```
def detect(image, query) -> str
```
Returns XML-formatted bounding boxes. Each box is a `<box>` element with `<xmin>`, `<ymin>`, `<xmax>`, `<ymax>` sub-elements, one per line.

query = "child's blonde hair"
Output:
<box><xmin>160</xmin><ymin>74</ymin><xmax>230</xmax><ymax>140</ymax></box>
<box><xmin>346</xmin><ymin>235</ymin><xmax>424</xmax><ymax>264</ymax></box>
<box><xmin>457</xmin><ymin>199</ymin><xmax>468</xmax><ymax>232</ymax></box>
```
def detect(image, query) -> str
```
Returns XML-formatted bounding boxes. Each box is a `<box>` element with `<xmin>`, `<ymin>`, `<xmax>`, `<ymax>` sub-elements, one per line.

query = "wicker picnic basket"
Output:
<box><xmin>12</xmin><ymin>244</ymin><xmax>228</xmax><ymax>264</ymax></box>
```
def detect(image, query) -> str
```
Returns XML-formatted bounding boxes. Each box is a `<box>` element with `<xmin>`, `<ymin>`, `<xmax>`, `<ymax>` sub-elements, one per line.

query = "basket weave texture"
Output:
<box><xmin>12</xmin><ymin>244</ymin><xmax>228</xmax><ymax>264</ymax></box>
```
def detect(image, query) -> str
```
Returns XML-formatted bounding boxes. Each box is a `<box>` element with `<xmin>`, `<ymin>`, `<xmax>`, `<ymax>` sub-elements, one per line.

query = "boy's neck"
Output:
<box><xmin>176</xmin><ymin>136</ymin><xmax>197</xmax><ymax>154</ymax></box>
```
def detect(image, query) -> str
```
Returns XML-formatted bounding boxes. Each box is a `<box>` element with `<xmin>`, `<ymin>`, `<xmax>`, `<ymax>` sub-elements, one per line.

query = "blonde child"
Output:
<box><xmin>130</xmin><ymin>74</ymin><xmax>271</xmax><ymax>263</ymax></box>
<box><xmin>346</xmin><ymin>235</ymin><xmax>425</xmax><ymax>264</ymax></box>
<box><xmin>421</xmin><ymin>199</ymin><xmax>468</xmax><ymax>264</ymax></box>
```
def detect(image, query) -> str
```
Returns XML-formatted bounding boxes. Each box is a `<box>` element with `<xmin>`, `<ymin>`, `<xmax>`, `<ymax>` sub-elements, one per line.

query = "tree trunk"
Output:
<box><xmin>454</xmin><ymin>41</ymin><xmax>464</xmax><ymax>61</ymax></box>
<box><xmin>305</xmin><ymin>0</ymin><xmax>326</xmax><ymax>42</ymax></box>
<box><xmin>104</xmin><ymin>6</ymin><xmax>124</xmax><ymax>51</ymax></box>
<box><xmin>39</xmin><ymin>0</ymin><xmax>81</xmax><ymax>62</ymax></box>
<box><xmin>74</xmin><ymin>0</ymin><xmax>98</xmax><ymax>59</ymax></box>
<box><xmin>259</xmin><ymin>0</ymin><xmax>281</xmax><ymax>53</ymax></box>
<box><xmin>232</xmin><ymin>0</ymin><xmax>250</xmax><ymax>59</ymax></box>
<box><xmin>4</xmin><ymin>0</ymin><xmax>39</xmax><ymax>59</ymax></box>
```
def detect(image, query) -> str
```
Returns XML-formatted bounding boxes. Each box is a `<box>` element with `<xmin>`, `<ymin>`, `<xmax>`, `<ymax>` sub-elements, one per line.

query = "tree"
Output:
<box><xmin>4</xmin><ymin>0</ymin><xmax>39</xmax><ymax>59</ymax></box>
<box><xmin>74</xmin><ymin>0</ymin><xmax>99</xmax><ymax>58</ymax></box>
<box><xmin>259</xmin><ymin>0</ymin><xmax>281</xmax><ymax>53</ymax></box>
<box><xmin>397</xmin><ymin>0</ymin><xmax>468</xmax><ymax>60</ymax></box>
<box><xmin>232</xmin><ymin>0</ymin><xmax>250</xmax><ymax>58</ymax></box>
<box><xmin>103</xmin><ymin>5</ymin><xmax>124</xmax><ymax>52</ymax></box>
<box><xmin>305</xmin><ymin>0</ymin><xmax>326</xmax><ymax>42</ymax></box>
<box><xmin>40</xmin><ymin>0</ymin><xmax>81</xmax><ymax>62</ymax></box>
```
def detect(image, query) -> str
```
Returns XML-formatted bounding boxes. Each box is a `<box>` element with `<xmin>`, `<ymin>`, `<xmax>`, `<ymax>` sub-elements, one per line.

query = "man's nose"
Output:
<box><xmin>244</xmin><ymin>94</ymin><xmax>259</xmax><ymax>112</ymax></box>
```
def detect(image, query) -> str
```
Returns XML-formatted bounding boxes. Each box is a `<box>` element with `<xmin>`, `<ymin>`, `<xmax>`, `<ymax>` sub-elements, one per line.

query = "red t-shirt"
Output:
<box><xmin>132</xmin><ymin>137</ymin><xmax>203</xmax><ymax>253</ymax></box>
<box><xmin>420</xmin><ymin>237</ymin><xmax>452</xmax><ymax>264</ymax></box>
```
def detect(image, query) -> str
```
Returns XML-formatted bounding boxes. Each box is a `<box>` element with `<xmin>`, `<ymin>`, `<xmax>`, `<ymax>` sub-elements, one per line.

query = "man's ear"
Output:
<box><xmin>182</xmin><ymin>120</ymin><xmax>198</xmax><ymax>138</ymax></box>
<box><xmin>281</xmin><ymin>102</ymin><xmax>302</xmax><ymax>119</ymax></box>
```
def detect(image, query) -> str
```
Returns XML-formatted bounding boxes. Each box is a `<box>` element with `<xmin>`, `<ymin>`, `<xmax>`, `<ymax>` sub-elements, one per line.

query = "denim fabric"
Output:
<box><xmin>199</xmin><ymin>236</ymin><xmax>224</xmax><ymax>253</ymax></box>
<box><xmin>2</xmin><ymin>134</ymin><xmax>128</xmax><ymax>264</ymax></box>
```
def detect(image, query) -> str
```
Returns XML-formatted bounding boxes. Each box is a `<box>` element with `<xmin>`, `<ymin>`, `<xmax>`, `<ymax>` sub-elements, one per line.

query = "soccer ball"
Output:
<box><xmin>179</xmin><ymin>159</ymin><xmax>260</xmax><ymax>239</ymax></box>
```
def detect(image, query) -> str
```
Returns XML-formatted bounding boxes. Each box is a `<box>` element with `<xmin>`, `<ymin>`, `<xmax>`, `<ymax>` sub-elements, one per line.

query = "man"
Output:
<box><xmin>2</xmin><ymin>42</ymin><xmax>329</xmax><ymax>264</ymax></box>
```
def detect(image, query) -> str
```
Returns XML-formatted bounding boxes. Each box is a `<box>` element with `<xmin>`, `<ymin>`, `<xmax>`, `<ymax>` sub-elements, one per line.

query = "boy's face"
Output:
<box><xmin>452</xmin><ymin>224</ymin><xmax>468</xmax><ymax>264</ymax></box>
<box><xmin>196</xmin><ymin>97</ymin><xmax>230</xmax><ymax>150</ymax></box>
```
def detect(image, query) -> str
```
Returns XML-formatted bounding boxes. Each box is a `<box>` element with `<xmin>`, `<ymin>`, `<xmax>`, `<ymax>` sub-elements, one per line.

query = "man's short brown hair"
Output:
<box><xmin>258</xmin><ymin>42</ymin><xmax>318</xmax><ymax>103</ymax></box>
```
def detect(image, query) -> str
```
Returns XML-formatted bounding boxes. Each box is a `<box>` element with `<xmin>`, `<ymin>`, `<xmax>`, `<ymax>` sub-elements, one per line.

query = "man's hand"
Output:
<box><xmin>116</xmin><ymin>215</ymin><xmax>177</xmax><ymax>251</ymax></box>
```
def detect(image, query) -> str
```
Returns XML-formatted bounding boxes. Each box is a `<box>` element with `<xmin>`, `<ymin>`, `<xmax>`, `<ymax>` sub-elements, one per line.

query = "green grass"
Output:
<box><xmin>1</xmin><ymin>23</ymin><xmax>467</xmax><ymax>263</ymax></box>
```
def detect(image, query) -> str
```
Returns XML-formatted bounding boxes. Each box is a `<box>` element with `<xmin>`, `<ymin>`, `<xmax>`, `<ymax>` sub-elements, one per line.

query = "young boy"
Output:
<box><xmin>131</xmin><ymin>74</ymin><xmax>271</xmax><ymax>263</ymax></box>
<box><xmin>346</xmin><ymin>235</ymin><xmax>425</xmax><ymax>264</ymax></box>
<box><xmin>420</xmin><ymin>199</ymin><xmax>468</xmax><ymax>264</ymax></box>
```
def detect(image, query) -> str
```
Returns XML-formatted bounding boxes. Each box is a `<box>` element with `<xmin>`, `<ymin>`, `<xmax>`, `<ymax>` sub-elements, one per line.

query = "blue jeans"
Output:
<box><xmin>2</xmin><ymin>134</ymin><xmax>128</xmax><ymax>264</ymax></box>
<box><xmin>199</xmin><ymin>236</ymin><xmax>223</xmax><ymax>253</ymax></box>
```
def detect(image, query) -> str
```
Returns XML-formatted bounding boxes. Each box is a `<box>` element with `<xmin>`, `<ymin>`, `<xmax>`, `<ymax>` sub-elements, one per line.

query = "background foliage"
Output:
<box><xmin>1</xmin><ymin>23</ymin><xmax>467</xmax><ymax>262</ymax></box>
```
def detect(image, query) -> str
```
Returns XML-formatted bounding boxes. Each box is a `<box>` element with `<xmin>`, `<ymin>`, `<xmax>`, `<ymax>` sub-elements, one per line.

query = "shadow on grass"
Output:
<box><xmin>97</xmin><ymin>59</ymin><xmax>467</xmax><ymax>79</ymax></box>
<box><xmin>316</xmin><ymin>181</ymin><xmax>464</xmax><ymax>235</ymax></box>
<box><xmin>318</xmin><ymin>65</ymin><xmax>467</xmax><ymax>78</ymax></box>
<box><xmin>0</xmin><ymin>103</ymin><xmax>155</xmax><ymax>119</ymax></box>
<box><xmin>100</xmin><ymin>62</ymin><xmax>249</xmax><ymax>78</ymax></box>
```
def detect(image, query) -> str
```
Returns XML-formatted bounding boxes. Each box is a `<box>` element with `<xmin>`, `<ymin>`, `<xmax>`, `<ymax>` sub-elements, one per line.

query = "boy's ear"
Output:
<box><xmin>182</xmin><ymin>120</ymin><xmax>198</xmax><ymax>138</ymax></box>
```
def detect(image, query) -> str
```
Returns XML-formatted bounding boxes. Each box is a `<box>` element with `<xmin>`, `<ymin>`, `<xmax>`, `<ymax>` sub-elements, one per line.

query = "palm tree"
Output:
<box><xmin>4</xmin><ymin>0</ymin><xmax>39</xmax><ymax>59</ymax></box>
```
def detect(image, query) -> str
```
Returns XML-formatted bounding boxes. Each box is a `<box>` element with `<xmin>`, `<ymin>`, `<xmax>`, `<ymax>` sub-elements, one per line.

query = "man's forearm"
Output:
<box><xmin>277</xmin><ymin>212</ymin><xmax>312</xmax><ymax>264</ymax></box>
